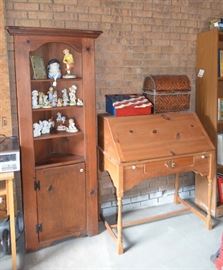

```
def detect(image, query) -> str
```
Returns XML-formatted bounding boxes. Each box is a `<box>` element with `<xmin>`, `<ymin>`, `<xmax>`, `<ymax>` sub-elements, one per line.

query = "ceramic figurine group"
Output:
<box><xmin>32</xmin><ymin>48</ymin><xmax>81</xmax><ymax>138</ymax></box>
<box><xmin>33</xmin><ymin>118</ymin><xmax>55</xmax><ymax>137</ymax></box>
<box><xmin>56</xmin><ymin>112</ymin><xmax>78</xmax><ymax>133</ymax></box>
<box><xmin>46</xmin><ymin>48</ymin><xmax>76</xmax><ymax>86</ymax></box>
<box><xmin>32</xmin><ymin>84</ymin><xmax>83</xmax><ymax>109</ymax></box>
<box><xmin>33</xmin><ymin>112</ymin><xmax>79</xmax><ymax>137</ymax></box>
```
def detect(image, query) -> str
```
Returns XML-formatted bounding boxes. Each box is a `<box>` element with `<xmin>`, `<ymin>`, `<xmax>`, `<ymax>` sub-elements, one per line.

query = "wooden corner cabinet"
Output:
<box><xmin>195</xmin><ymin>28</ymin><xmax>223</xmax><ymax>217</ymax></box>
<box><xmin>7</xmin><ymin>26</ymin><xmax>102</xmax><ymax>250</ymax></box>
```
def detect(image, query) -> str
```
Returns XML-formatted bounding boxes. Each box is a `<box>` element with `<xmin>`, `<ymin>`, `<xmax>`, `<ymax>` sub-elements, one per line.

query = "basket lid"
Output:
<box><xmin>143</xmin><ymin>75</ymin><xmax>191</xmax><ymax>92</ymax></box>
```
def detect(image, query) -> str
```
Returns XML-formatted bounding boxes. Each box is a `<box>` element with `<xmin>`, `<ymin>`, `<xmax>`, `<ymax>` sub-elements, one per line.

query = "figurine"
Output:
<box><xmin>40</xmin><ymin>120</ymin><xmax>51</xmax><ymax>134</ymax></box>
<box><xmin>77</xmin><ymin>98</ymin><xmax>84</xmax><ymax>106</ymax></box>
<box><xmin>57</xmin><ymin>97</ymin><xmax>63</xmax><ymax>107</ymax></box>
<box><xmin>52</xmin><ymin>90</ymin><xmax>58</xmax><ymax>107</ymax></box>
<box><xmin>42</xmin><ymin>94</ymin><xmax>51</xmax><ymax>108</ymax></box>
<box><xmin>62</xmin><ymin>48</ymin><xmax>76</xmax><ymax>78</ymax></box>
<box><xmin>47</xmin><ymin>59</ymin><xmax>62</xmax><ymax>86</ymax></box>
<box><xmin>68</xmin><ymin>85</ymin><xmax>77</xmax><ymax>106</ymax></box>
<box><xmin>66</xmin><ymin>118</ymin><xmax>78</xmax><ymax>133</ymax></box>
<box><xmin>47</xmin><ymin>87</ymin><xmax>54</xmax><ymax>104</ymax></box>
<box><xmin>32</xmin><ymin>90</ymin><xmax>39</xmax><ymax>109</ymax></box>
<box><xmin>48</xmin><ymin>118</ymin><xmax>55</xmax><ymax>130</ymax></box>
<box><xmin>56</xmin><ymin>112</ymin><xmax>66</xmax><ymax>131</ymax></box>
<box><xmin>62</xmin><ymin>88</ymin><xmax>69</xmax><ymax>106</ymax></box>
<box><xmin>38</xmin><ymin>92</ymin><xmax>44</xmax><ymax>108</ymax></box>
<box><xmin>33</xmin><ymin>122</ymin><xmax>42</xmax><ymax>137</ymax></box>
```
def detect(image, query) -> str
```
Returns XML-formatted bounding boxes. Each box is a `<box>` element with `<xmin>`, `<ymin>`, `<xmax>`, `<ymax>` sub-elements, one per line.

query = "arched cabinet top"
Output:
<box><xmin>6</xmin><ymin>26</ymin><xmax>103</xmax><ymax>39</ymax></box>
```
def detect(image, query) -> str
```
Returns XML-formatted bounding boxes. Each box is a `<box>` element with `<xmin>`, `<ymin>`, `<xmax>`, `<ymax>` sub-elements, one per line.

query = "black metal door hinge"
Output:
<box><xmin>34</xmin><ymin>180</ymin><xmax>40</xmax><ymax>191</ymax></box>
<box><xmin>36</xmin><ymin>223</ymin><xmax>42</xmax><ymax>233</ymax></box>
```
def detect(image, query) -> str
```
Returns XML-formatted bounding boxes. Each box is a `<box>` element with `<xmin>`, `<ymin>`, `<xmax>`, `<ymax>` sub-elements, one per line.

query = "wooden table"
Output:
<box><xmin>0</xmin><ymin>172</ymin><xmax>17</xmax><ymax>269</ymax></box>
<box><xmin>98</xmin><ymin>112</ymin><xmax>215</xmax><ymax>254</ymax></box>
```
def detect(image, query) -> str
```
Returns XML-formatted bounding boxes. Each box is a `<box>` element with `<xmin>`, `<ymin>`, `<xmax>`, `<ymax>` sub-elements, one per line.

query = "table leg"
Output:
<box><xmin>117</xmin><ymin>196</ymin><xmax>124</xmax><ymax>254</ymax></box>
<box><xmin>7</xmin><ymin>179</ymin><xmax>17</xmax><ymax>270</ymax></box>
<box><xmin>206</xmin><ymin>177</ymin><xmax>212</xmax><ymax>230</ymax></box>
<box><xmin>174</xmin><ymin>173</ymin><xmax>180</xmax><ymax>204</ymax></box>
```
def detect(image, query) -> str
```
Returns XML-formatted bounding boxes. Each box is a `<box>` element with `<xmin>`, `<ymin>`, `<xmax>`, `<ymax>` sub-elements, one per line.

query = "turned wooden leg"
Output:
<box><xmin>206</xmin><ymin>177</ymin><xmax>213</xmax><ymax>230</ymax></box>
<box><xmin>117</xmin><ymin>196</ymin><xmax>124</xmax><ymax>254</ymax></box>
<box><xmin>174</xmin><ymin>173</ymin><xmax>180</xmax><ymax>204</ymax></box>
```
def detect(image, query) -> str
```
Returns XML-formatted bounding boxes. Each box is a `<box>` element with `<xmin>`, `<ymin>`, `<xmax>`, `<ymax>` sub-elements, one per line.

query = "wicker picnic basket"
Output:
<box><xmin>143</xmin><ymin>75</ymin><xmax>191</xmax><ymax>113</ymax></box>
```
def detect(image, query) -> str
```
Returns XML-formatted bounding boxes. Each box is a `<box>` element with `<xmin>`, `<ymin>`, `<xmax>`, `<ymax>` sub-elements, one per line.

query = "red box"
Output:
<box><xmin>106</xmin><ymin>94</ymin><xmax>152</xmax><ymax>117</ymax></box>
<box><xmin>217</xmin><ymin>174</ymin><xmax>223</xmax><ymax>204</ymax></box>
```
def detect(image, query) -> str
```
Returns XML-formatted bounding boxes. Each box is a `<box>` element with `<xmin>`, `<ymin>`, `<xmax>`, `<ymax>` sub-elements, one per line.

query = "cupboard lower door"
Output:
<box><xmin>35</xmin><ymin>163</ymin><xmax>86</xmax><ymax>244</ymax></box>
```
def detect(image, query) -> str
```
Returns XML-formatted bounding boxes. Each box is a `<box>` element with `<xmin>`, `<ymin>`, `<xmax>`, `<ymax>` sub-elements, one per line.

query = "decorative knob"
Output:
<box><xmin>201</xmin><ymin>154</ymin><xmax>207</xmax><ymax>159</ymax></box>
<box><xmin>132</xmin><ymin>165</ymin><xmax>136</xmax><ymax>170</ymax></box>
<box><xmin>80</xmin><ymin>168</ymin><xmax>84</xmax><ymax>173</ymax></box>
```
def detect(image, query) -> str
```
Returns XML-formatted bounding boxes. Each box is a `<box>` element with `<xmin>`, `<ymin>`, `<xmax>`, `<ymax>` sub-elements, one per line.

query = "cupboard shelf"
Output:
<box><xmin>33</xmin><ymin>131</ymin><xmax>83</xmax><ymax>140</ymax></box>
<box><xmin>31</xmin><ymin>77</ymin><xmax>82</xmax><ymax>83</ymax></box>
<box><xmin>35</xmin><ymin>153</ymin><xmax>84</xmax><ymax>169</ymax></box>
<box><xmin>32</xmin><ymin>106</ymin><xmax>83</xmax><ymax>112</ymax></box>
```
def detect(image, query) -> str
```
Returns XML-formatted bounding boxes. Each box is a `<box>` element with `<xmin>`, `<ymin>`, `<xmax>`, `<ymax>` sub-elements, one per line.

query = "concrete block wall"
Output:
<box><xmin>4</xmin><ymin>0</ymin><xmax>223</xmax><ymax>211</ymax></box>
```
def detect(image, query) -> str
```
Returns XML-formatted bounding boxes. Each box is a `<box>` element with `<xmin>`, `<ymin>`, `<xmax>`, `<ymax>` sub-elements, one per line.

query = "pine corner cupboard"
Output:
<box><xmin>7</xmin><ymin>26</ymin><xmax>102</xmax><ymax>251</ymax></box>
<box><xmin>195</xmin><ymin>28</ymin><xmax>223</xmax><ymax>217</ymax></box>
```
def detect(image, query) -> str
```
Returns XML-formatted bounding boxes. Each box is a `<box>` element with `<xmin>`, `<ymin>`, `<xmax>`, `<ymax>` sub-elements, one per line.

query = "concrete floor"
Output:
<box><xmin>1</xmin><ymin>203</ymin><xmax>223</xmax><ymax>270</ymax></box>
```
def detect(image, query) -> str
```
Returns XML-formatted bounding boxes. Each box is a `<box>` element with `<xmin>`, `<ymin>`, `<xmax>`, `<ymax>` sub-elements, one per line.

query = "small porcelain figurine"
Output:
<box><xmin>38</xmin><ymin>92</ymin><xmax>44</xmax><ymax>108</ymax></box>
<box><xmin>57</xmin><ymin>97</ymin><xmax>63</xmax><ymax>107</ymax></box>
<box><xmin>62</xmin><ymin>88</ymin><xmax>69</xmax><ymax>106</ymax></box>
<box><xmin>33</xmin><ymin>122</ymin><xmax>42</xmax><ymax>137</ymax></box>
<box><xmin>47</xmin><ymin>58</ymin><xmax>62</xmax><ymax>86</ymax></box>
<box><xmin>48</xmin><ymin>87</ymin><xmax>54</xmax><ymax>104</ymax></box>
<box><xmin>48</xmin><ymin>118</ymin><xmax>55</xmax><ymax>129</ymax></box>
<box><xmin>68</xmin><ymin>85</ymin><xmax>77</xmax><ymax>106</ymax></box>
<box><xmin>56</xmin><ymin>112</ymin><xmax>66</xmax><ymax>131</ymax></box>
<box><xmin>42</xmin><ymin>94</ymin><xmax>51</xmax><ymax>108</ymax></box>
<box><xmin>77</xmin><ymin>98</ymin><xmax>84</xmax><ymax>106</ymax></box>
<box><xmin>62</xmin><ymin>49</ymin><xmax>76</xmax><ymax>78</ymax></box>
<box><xmin>52</xmin><ymin>90</ymin><xmax>58</xmax><ymax>107</ymax></box>
<box><xmin>66</xmin><ymin>118</ymin><xmax>78</xmax><ymax>133</ymax></box>
<box><xmin>32</xmin><ymin>90</ymin><xmax>39</xmax><ymax>109</ymax></box>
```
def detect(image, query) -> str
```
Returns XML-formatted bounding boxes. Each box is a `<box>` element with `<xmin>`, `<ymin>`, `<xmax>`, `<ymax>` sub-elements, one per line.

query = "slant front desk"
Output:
<box><xmin>98</xmin><ymin>112</ymin><xmax>215</xmax><ymax>254</ymax></box>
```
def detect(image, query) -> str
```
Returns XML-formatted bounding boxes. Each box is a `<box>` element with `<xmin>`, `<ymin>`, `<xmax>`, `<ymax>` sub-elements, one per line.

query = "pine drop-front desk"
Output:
<box><xmin>98</xmin><ymin>112</ymin><xmax>215</xmax><ymax>254</ymax></box>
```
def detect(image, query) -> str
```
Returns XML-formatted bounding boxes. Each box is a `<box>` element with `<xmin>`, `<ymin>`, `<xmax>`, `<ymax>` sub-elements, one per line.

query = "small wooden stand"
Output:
<box><xmin>98</xmin><ymin>112</ymin><xmax>216</xmax><ymax>254</ymax></box>
<box><xmin>0</xmin><ymin>172</ymin><xmax>16</xmax><ymax>270</ymax></box>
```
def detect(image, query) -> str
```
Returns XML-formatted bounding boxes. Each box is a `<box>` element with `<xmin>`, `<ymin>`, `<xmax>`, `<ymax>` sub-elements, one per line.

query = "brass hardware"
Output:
<box><xmin>80</xmin><ymin>168</ymin><xmax>84</xmax><ymax>173</ymax></box>
<box><xmin>165</xmin><ymin>160</ymin><xmax>176</xmax><ymax>168</ymax></box>
<box><xmin>47</xmin><ymin>185</ymin><xmax>53</xmax><ymax>192</ymax></box>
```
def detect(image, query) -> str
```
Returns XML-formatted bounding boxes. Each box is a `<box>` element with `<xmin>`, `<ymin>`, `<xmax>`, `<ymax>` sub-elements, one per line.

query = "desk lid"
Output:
<box><xmin>98</xmin><ymin>112</ymin><xmax>215</xmax><ymax>163</ymax></box>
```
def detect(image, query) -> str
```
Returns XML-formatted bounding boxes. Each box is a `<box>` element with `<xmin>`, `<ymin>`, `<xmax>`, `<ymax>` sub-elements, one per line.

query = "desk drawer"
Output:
<box><xmin>123</xmin><ymin>154</ymin><xmax>210</xmax><ymax>192</ymax></box>
<box><xmin>124</xmin><ymin>157</ymin><xmax>194</xmax><ymax>180</ymax></box>
<box><xmin>144</xmin><ymin>156</ymin><xmax>194</xmax><ymax>177</ymax></box>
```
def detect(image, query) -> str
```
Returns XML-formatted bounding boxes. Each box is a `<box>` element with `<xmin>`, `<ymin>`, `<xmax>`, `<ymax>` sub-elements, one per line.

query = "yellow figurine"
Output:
<box><xmin>62</xmin><ymin>48</ymin><xmax>76</xmax><ymax>78</ymax></box>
